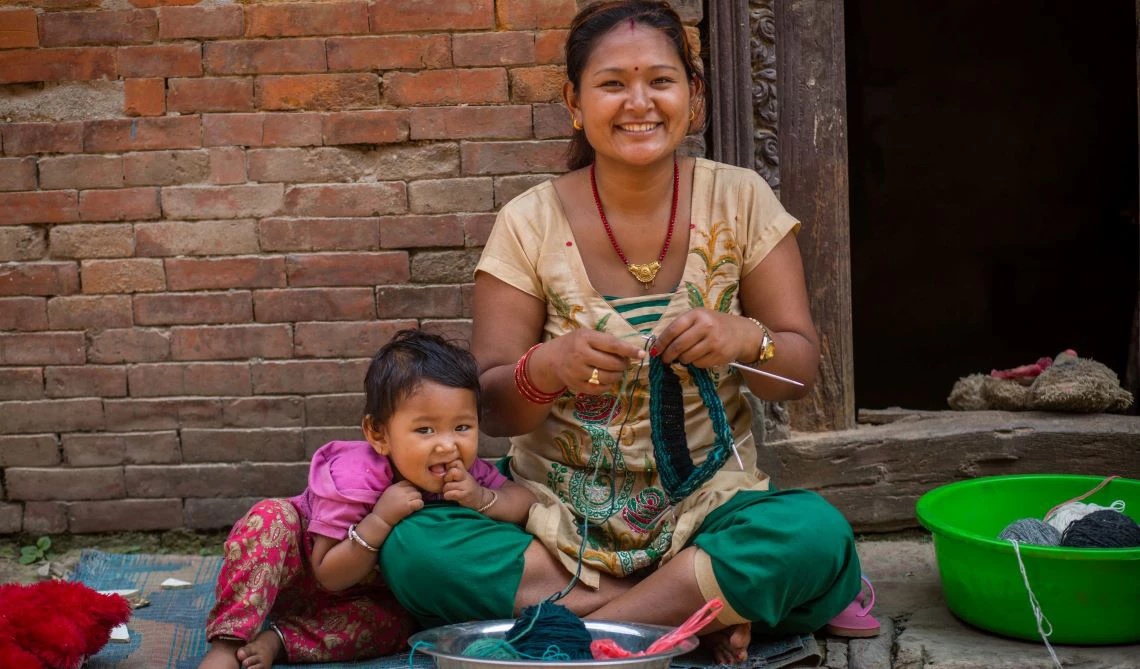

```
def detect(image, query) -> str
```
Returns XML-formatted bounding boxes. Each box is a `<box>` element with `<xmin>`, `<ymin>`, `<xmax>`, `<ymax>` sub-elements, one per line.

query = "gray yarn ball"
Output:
<box><xmin>999</xmin><ymin>518</ymin><xmax>1062</xmax><ymax>546</ymax></box>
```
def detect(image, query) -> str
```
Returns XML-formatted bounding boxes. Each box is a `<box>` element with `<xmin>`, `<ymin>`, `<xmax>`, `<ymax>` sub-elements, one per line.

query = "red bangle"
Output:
<box><xmin>514</xmin><ymin>343</ymin><xmax>566</xmax><ymax>404</ymax></box>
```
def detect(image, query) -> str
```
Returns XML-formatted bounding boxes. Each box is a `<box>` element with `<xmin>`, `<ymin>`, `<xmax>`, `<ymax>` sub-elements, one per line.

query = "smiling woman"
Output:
<box><xmin>377</xmin><ymin>2</ymin><xmax>875</xmax><ymax>665</ymax></box>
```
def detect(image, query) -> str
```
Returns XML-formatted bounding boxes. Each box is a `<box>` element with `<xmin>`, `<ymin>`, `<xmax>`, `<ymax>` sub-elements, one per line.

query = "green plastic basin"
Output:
<box><xmin>915</xmin><ymin>474</ymin><xmax>1140</xmax><ymax>645</ymax></box>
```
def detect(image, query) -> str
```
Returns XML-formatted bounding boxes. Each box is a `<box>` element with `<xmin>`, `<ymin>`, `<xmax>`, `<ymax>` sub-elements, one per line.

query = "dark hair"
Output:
<box><xmin>564</xmin><ymin>0</ymin><xmax>706</xmax><ymax>170</ymax></box>
<box><xmin>363</xmin><ymin>329</ymin><xmax>480</xmax><ymax>430</ymax></box>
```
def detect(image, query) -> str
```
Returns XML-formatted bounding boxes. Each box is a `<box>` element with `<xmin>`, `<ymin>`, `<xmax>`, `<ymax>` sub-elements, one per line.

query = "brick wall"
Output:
<box><xmin>0</xmin><ymin>0</ymin><xmax>703</xmax><ymax>534</ymax></box>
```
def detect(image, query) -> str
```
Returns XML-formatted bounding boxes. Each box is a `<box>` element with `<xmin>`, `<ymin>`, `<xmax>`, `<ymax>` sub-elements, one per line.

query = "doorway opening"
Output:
<box><xmin>845</xmin><ymin>0</ymin><xmax>1139</xmax><ymax>410</ymax></box>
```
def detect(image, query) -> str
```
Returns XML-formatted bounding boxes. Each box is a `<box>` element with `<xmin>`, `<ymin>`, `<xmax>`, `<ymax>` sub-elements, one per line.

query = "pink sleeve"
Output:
<box><xmin>469</xmin><ymin>458</ymin><xmax>507</xmax><ymax>490</ymax></box>
<box><xmin>306</xmin><ymin>496</ymin><xmax>373</xmax><ymax>540</ymax></box>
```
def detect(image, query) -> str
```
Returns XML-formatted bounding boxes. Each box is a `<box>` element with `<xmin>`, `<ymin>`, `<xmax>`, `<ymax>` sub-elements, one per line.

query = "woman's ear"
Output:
<box><xmin>688</xmin><ymin>78</ymin><xmax>706</xmax><ymax>134</ymax></box>
<box><xmin>362</xmin><ymin>416</ymin><xmax>389</xmax><ymax>455</ymax></box>
<box><xmin>562</xmin><ymin>81</ymin><xmax>581</xmax><ymax>128</ymax></box>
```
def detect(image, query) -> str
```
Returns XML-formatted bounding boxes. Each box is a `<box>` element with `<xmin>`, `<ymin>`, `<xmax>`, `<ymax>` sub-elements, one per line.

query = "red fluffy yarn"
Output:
<box><xmin>0</xmin><ymin>580</ymin><xmax>131</xmax><ymax>669</ymax></box>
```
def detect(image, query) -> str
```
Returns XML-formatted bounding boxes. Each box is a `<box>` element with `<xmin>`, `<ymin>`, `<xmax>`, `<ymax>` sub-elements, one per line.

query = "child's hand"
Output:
<box><xmin>373</xmin><ymin>480</ymin><xmax>424</xmax><ymax>527</ymax></box>
<box><xmin>441</xmin><ymin>460</ymin><xmax>488</xmax><ymax>511</ymax></box>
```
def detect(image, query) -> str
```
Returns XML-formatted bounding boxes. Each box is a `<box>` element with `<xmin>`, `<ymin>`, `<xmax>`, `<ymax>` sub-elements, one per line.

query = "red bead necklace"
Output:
<box><xmin>589</xmin><ymin>156</ymin><xmax>679</xmax><ymax>289</ymax></box>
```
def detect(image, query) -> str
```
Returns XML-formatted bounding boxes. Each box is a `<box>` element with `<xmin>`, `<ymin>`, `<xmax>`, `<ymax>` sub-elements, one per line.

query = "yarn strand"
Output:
<box><xmin>1009</xmin><ymin>540</ymin><xmax>1063</xmax><ymax>669</ymax></box>
<box><xmin>1043</xmin><ymin>475</ymin><xmax>1120</xmax><ymax>522</ymax></box>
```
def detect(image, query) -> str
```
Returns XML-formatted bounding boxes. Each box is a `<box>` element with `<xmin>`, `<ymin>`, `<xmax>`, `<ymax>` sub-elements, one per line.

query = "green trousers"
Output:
<box><xmin>379</xmin><ymin>489</ymin><xmax>860</xmax><ymax>634</ymax></box>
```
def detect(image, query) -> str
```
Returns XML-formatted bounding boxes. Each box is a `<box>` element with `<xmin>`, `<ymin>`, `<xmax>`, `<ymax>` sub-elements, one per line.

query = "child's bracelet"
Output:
<box><xmin>347</xmin><ymin>523</ymin><xmax>379</xmax><ymax>552</ymax></box>
<box><xmin>476</xmin><ymin>489</ymin><xmax>499</xmax><ymax>514</ymax></box>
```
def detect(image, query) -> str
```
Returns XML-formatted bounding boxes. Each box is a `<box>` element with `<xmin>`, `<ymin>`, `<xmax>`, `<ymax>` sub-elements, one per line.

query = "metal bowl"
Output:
<box><xmin>408</xmin><ymin>619</ymin><xmax>700</xmax><ymax>669</ymax></box>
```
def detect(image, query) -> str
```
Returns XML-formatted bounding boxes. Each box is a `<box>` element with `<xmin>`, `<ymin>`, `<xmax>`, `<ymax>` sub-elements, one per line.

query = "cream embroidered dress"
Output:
<box><xmin>475</xmin><ymin>158</ymin><xmax>800</xmax><ymax>589</ymax></box>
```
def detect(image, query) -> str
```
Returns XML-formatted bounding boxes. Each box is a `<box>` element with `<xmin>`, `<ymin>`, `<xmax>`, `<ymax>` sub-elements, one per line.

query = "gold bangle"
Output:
<box><xmin>347</xmin><ymin>523</ymin><xmax>379</xmax><ymax>552</ymax></box>
<box><xmin>476</xmin><ymin>489</ymin><xmax>499</xmax><ymax>514</ymax></box>
<box><xmin>744</xmin><ymin>317</ymin><xmax>776</xmax><ymax>365</ymax></box>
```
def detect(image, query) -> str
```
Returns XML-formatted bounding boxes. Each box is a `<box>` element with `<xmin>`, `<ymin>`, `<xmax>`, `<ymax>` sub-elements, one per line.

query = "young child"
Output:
<box><xmin>199</xmin><ymin>330</ymin><xmax>538</xmax><ymax>669</ymax></box>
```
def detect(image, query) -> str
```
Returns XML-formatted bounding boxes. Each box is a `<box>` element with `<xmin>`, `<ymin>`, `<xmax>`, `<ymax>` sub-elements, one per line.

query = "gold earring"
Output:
<box><xmin>572</xmin><ymin>118</ymin><xmax>583</xmax><ymax>131</ymax></box>
<box><xmin>689</xmin><ymin>108</ymin><xmax>697</xmax><ymax>122</ymax></box>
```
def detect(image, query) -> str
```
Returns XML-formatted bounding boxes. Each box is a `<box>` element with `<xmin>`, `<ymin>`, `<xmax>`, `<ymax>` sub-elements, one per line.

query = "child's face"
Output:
<box><xmin>362</xmin><ymin>380</ymin><xmax>479</xmax><ymax>493</ymax></box>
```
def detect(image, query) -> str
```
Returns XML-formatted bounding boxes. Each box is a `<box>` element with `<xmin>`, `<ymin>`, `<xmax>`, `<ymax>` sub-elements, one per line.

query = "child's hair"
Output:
<box><xmin>363</xmin><ymin>329</ymin><xmax>481</xmax><ymax>430</ymax></box>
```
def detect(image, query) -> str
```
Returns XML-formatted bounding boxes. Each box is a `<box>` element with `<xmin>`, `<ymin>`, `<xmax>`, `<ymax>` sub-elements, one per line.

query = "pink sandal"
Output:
<box><xmin>826</xmin><ymin>575</ymin><xmax>880</xmax><ymax>638</ymax></box>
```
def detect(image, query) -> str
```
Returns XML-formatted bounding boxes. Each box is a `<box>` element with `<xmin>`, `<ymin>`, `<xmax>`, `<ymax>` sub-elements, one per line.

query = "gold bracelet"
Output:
<box><xmin>347</xmin><ymin>523</ymin><xmax>379</xmax><ymax>552</ymax></box>
<box><xmin>744</xmin><ymin>317</ymin><xmax>776</xmax><ymax>365</ymax></box>
<box><xmin>476</xmin><ymin>489</ymin><xmax>499</xmax><ymax>514</ymax></box>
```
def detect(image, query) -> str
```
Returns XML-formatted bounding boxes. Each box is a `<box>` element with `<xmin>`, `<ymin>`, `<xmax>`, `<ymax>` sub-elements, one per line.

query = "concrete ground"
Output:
<box><xmin>831</xmin><ymin>540</ymin><xmax>1139</xmax><ymax>669</ymax></box>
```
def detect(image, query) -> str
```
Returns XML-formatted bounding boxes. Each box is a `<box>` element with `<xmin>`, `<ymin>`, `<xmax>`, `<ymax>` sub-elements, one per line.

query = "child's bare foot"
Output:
<box><xmin>702</xmin><ymin>622</ymin><xmax>750</xmax><ymax>666</ymax></box>
<box><xmin>235</xmin><ymin>630</ymin><xmax>283</xmax><ymax>669</ymax></box>
<box><xmin>198</xmin><ymin>639</ymin><xmax>242</xmax><ymax>669</ymax></box>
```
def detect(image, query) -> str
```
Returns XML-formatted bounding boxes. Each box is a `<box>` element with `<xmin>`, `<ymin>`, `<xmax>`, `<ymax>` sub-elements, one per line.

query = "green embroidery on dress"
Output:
<box><xmin>685</xmin><ymin>282</ymin><xmax>704</xmax><ymax>308</ymax></box>
<box><xmin>714</xmin><ymin>283</ymin><xmax>738</xmax><ymax>313</ymax></box>
<box><xmin>547</xmin><ymin>462</ymin><xmax>569</xmax><ymax>503</ymax></box>
<box><xmin>568</xmin><ymin>424</ymin><xmax>634</xmax><ymax>522</ymax></box>
<box><xmin>594</xmin><ymin>313</ymin><xmax>611</xmax><ymax>332</ymax></box>
<box><xmin>547</xmin><ymin>288</ymin><xmax>584</xmax><ymax>330</ymax></box>
<box><xmin>687</xmin><ymin>221</ymin><xmax>741</xmax><ymax>311</ymax></box>
<box><xmin>553</xmin><ymin>430</ymin><xmax>587</xmax><ymax>468</ymax></box>
<box><xmin>621</xmin><ymin>486</ymin><xmax>669</xmax><ymax>534</ymax></box>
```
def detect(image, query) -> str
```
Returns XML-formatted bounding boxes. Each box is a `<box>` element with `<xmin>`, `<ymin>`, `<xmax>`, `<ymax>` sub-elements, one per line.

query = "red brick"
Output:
<box><xmin>87</xmin><ymin>328</ymin><xmax>169</xmax><ymax>363</ymax></box>
<box><xmin>135</xmin><ymin>291</ymin><xmax>252</xmax><ymax>325</ymax></box>
<box><xmin>379</xmin><ymin>214</ymin><xmax>465</xmax><ymax>248</ymax></box>
<box><xmin>79</xmin><ymin>187</ymin><xmax>160</xmax><ymax>221</ymax></box>
<box><xmin>5</xmin><ymin>464</ymin><xmax>121</xmax><ymax>499</ymax></box>
<box><xmin>263</xmin><ymin>113</ymin><xmax>323</xmax><ymax>146</ymax></box>
<box><xmin>39</xmin><ymin>154</ymin><xmax>124</xmax><ymax>190</ymax></box>
<box><xmin>80</xmin><ymin>258</ymin><xmax>165</xmax><ymax>294</ymax></box>
<box><xmin>0</xmin><ymin>262</ymin><xmax>79</xmax><ymax>296</ymax></box>
<box><xmin>534</xmin><ymin>29</ymin><xmax>567</xmax><ymax>64</ymax></box>
<box><xmin>2</xmin><ymin>122</ymin><xmax>83</xmax><ymax>155</ymax></box>
<box><xmin>496</xmin><ymin>0</ymin><xmax>577</xmax><ymax>30</ymax></box>
<box><xmin>186</xmin><ymin>496</ymin><xmax>286</xmax><ymax>529</ymax></box>
<box><xmin>369</xmin><ymin>0</ymin><xmax>492</xmax><ymax>32</ymax></box>
<box><xmin>453</xmin><ymin>31</ymin><xmax>534</xmax><ymax>67</ymax></box>
<box><xmin>509</xmin><ymin>65</ymin><xmax>564</xmax><ymax>103</ymax></box>
<box><xmin>0</xmin><ymin>156</ymin><xmax>37</xmax><ymax>191</ymax></box>
<box><xmin>123</xmin><ymin>149</ymin><xmax>209</xmax><ymax>186</ymax></box>
<box><xmin>45</xmin><ymin>364</ymin><xmax>127</xmax><ymax>397</ymax></box>
<box><xmin>410</xmin><ymin>249</ymin><xmax>481</xmax><ymax>283</ymax></box>
<box><xmin>494</xmin><ymin>173</ymin><xmax>554</xmax><ymax>206</ymax></box>
<box><xmin>49</xmin><ymin>224</ymin><xmax>134</xmax><ymax>259</ymax></box>
<box><xmin>247</xmin><ymin>2</ymin><xmax>367</xmax><ymax>38</ymax></box>
<box><xmin>104</xmin><ymin>396</ymin><xmax>222</xmax><ymax>430</ymax></box>
<box><xmin>0</xmin><ymin>367</ymin><xmax>44</xmax><ymax>400</ymax></box>
<box><xmin>0</xmin><ymin>47</ymin><xmax>115</xmax><ymax>84</ymax></box>
<box><xmin>385</xmin><ymin>68</ymin><xmax>507</xmax><ymax>106</ymax></box>
<box><xmin>258</xmin><ymin>218</ymin><xmax>379</xmax><ymax>252</ymax></box>
<box><xmin>47</xmin><ymin>294</ymin><xmax>132</xmax><ymax>329</ymax></box>
<box><xmin>0</xmin><ymin>191</ymin><xmax>78</xmax><ymax>224</ymax></box>
<box><xmin>0</xmin><ymin>297</ymin><xmax>47</xmax><ymax>331</ymax></box>
<box><xmin>253</xmin><ymin>287</ymin><xmax>374</xmax><ymax>322</ymax></box>
<box><xmin>209</xmin><ymin>147</ymin><xmax>246</xmax><ymax>184</ymax></box>
<box><xmin>124</xmin><ymin>462</ymin><xmax>306</xmax><ymax>499</ymax></box>
<box><xmin>376</xmin><ymin>284</ymin><xmax>463</xmax><ymax>318</ymax></box>
<box><xmin>285</xmin><ymin>251</ymin><xmax>408</xmax><ymax>287</ymax></box>
<box><xmin>40</xmin><ymin>10</ymin><xmax>157</xmax><ymax>47</ymax></box>
<box><xmin>284</xmin><ymin>182</ymin><xmax>405</xmax><ymax>217</ymax></box>
<box><xmin>303</xmin><ymin>426</ymin><xmax>361</xmax><ymax>455</ymax></box>
<box><xmin>161</xmin><ymin>184</ymin><xmax>283</xmax><ymax>219</ymax></box>
<box><xmin>0</xmin><ymin>226</ymin><xmax>46</xmax><ymax>261</ymax></box>
<box><xmin>165</xmin><ymin>256</ymin><xmax>285</xmax><ymax>290</ymax></box>
<box><xmin>84</xmin><ymin>116</ymin><xmax>201</xmax><ymax>152</ymax></box>
<box><xmin>202</xmin><ymin>113</ymin><xmax>262</xmax><ymax>147</ymax></box>
<box><xmin>304</xmin><ymin>392</ymin><xmax>362</xmax><ymax>426</ymax></box>
<box><xmin>128</xmin><ymin>0</ymin><xmax>200</xmax><ymax>8</ymax></box>
<box><xmin>408</xmin><ymin>177</ymin><xmax>493</xmax><ymax>214</ymax></box>
<box><xmin>158</xmin><ymin>5</ymin><xmax>241</xmax><ymax>40</ymax></box>
<box><xmin>409</xmin><ymin>105</ymin><xmax>532</xmax><ymax>141</ymax></box>
<box><xmin>0</xmin><ymin>332</ymin><xmax>84</xmax><ymax>365</ymax></box>
<box><xmin>22</xmin><ymin>501</ymin><xmax>66</xmax><ymax>535</ymax></box>
<box><xmin>256</xmin><ymin>73</ymin><xmax>379</xmax><ymax>111</ymax></box>
<box><xmin>421</xmin><ymin>318</ymin><xmax>472</xmax><ymax>344</ymax></box>
<box><xmin>221</xmin><ymin>396</ymin><xmax>304</xmax><ymax>427</ymax></box>
<box><xmin>117</xmin><ymin>44</ymin><xmax>201</xmax><ymax>78</ymax></box>
<box><xmin>136</xmin><ymin>220</ymin><xmax>258</xmax><ymax>256</ymax></box>
<box><xmin>325</xmin><ymin>35</ymin><xmax>449</xmax><ymax>71</ymax></box>
<box><xmin>293</xmin><ymin>319</ymin><xmax>414</xmax><ymax>357</ymax></box>
<box><xmin>321</xmin><ymin>110</ymin><xmax>407</xmax><ymax>145</ymax></box>
<box><xmin>205</xmin><ymin>38</ymin><xmax>326</xmax><ymax>75</ymax></box>
<box><xmin>168</xmin><ymin>77</ymin><xmax>253</xmax><ymax>113</ymax></box>
<box><xmin>128</xmin><ymin>362</ymin><xmax>251</xmax><ymax>397</ymax></box>
<box><xmin>62</xmin><ymin>431</ymin><xmax>180</xmax><ymax>466</ymax></box>
<box><xmin>69</xmin><ymin>498</ymin><xmax>184</xmax><ymax>532</ymax></box>
<box><xmin>181</xmin><ymin>427</ymin><xmax>304</xmax><ymax>462</ymax></box>
<box><xmin>251</xmin><ymin>358</ymin><xmax>366</xmax><ymax>394</ymax></box>
<box><xmin>0</xmin><ymin>10</ymin><xmax>39</xmax><ymax>49</ymax></box>
<box><xmin>0</xmin><ymin>503</ymin><xmax>21</xmax><ymax>533</ymax></box>
<box><xmin>1</xmin><ymin>400</ymin><xmax>100</xmax><ymax>441</ymax></box>
<box><xmin>461</xmin><ymin>139</ymin><xmax>568</xmax><ymax>174</ymax></box>
<box><xmin>533</xmin><ymin>102</ymin><xmax>572</xmax><ymax>138</ymax></box>
<box><xmin>170</xmin><ymin>323</ymin><xmax>292</xmax><ymax>360</ymax></box>
<box><xmin>246</xmin><ymin>147</ymin><xmax>360</xmax><ymax>182</ymax></box>
<box><xmin>0</xmin><ymin>435</ymin><xmax>59</xmax><ymax>467</ymax></box>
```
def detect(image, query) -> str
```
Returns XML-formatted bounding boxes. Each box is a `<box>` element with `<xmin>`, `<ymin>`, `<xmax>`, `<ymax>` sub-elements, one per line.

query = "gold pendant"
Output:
<box><xmin>627</xmin><ymin>261</ymin><xmax>661</xmax><ymax>288</ymax></box>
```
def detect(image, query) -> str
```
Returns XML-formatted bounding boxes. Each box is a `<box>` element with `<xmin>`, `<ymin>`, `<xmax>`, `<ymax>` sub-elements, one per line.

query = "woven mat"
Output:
<box><xmin>75</xmin><ymin>550</ymin><xmax>819</xmax><ymax>668</ymax></box>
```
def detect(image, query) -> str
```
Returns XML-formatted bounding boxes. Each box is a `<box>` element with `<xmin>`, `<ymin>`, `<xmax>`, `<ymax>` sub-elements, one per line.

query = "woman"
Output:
<box><xmin>380</xmin><ymin>1</ymin><xmax>875</xmax><ymax>663</ymax></box>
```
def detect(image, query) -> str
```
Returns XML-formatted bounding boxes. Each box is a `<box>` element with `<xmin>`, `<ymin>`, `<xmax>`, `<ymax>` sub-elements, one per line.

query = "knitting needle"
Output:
<box><xmin>731</xmin><ymin>436</ymin><xmax>747</xmax><ymax>471</ymax></box>
<box><xmin>636</xmin><ymin>334</ymin><xmax>804</xmax><ymax>387</ymax></box>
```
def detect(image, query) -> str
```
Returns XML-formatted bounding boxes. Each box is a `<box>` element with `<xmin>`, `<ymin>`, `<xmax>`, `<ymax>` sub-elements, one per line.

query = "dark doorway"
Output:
<box><xmin>845</xmin><ymin>0</ymin><xmax>1139</xmax><ymax>410</ymax></box>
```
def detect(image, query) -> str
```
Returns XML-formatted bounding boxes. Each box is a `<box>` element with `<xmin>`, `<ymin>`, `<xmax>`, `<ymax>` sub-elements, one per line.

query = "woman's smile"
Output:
<box><xmin>616</xmin><ymin>122</ymin><xmax>662</xmax><ymax>134</ymax></box>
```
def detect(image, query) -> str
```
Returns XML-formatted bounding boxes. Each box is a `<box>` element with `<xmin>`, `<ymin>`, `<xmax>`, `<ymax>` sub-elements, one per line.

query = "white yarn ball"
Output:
<box><xmin>1045</xmin><ymin>500</ymin><xmax>1126</xmax><ymax>534</ymax></box>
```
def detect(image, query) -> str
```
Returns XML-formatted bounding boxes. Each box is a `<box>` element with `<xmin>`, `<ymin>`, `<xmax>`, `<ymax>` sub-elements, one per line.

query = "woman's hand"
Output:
<box><xmin>653</xmin><ymin>308</ymin><xmax>757</xmax><ymax>368</ymax></box>
<box><xmin>441</xmin><ymin>460</ymin><xmax>485</xmax><ymax>509</ymax></box>
<box><xmin>371</xmin><ymin>480</ymin><xmax>424</xmax><ymax>528</ymax></box>
<box><xmin>533</xmin><ymin>329</ymin><xmax>646</xmax><ymax>396</ymax></box>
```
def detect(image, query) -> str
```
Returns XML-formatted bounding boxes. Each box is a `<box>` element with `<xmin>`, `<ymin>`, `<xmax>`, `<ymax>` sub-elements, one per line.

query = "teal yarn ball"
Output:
<box><xmin>462</xmin><ymin>602</ymin><xmax>593</xmax><ymax>662</ymax></box>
